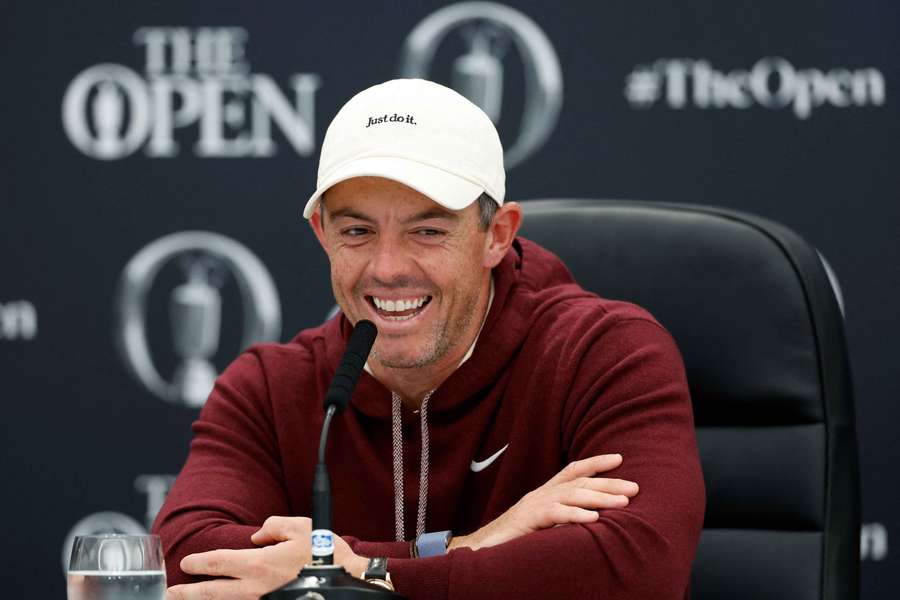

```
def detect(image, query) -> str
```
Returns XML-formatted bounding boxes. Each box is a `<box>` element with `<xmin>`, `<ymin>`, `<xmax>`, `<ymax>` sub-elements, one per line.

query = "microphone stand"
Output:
<box><xmin>263</xmin><ymin>321</ymin><xmax>405</xmax><ymax>600</ymax></box>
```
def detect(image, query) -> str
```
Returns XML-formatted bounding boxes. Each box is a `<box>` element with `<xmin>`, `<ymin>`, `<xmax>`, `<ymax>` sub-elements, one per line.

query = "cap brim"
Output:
<box><xmin>302</xmin><ymin>156</ymin><xmax>484</xmax><ymax>219</ymax></box>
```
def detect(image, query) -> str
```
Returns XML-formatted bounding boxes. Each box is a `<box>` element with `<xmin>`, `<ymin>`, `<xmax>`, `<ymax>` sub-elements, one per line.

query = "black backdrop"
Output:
<box><xmin>2</xmin><ymin>1</ymin><xmax>897</xmax><ymax>597</ymax></box>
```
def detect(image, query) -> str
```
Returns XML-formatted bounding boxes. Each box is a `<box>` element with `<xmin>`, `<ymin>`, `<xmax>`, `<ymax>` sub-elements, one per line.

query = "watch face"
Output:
<box><xmin>365</xmin><ymin>578</ymin><xmax>394</xmax><ymax>592</ymax></box>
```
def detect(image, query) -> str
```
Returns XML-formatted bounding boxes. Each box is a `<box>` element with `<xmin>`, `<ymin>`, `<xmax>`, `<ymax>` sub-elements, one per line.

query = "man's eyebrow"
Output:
<box><xmin>327</xmin><ymin>207</ymin><xmax>460</xmax><ymax>225</ymax></box>
<box><xmin>401</xmin><ymin>209</ymin><xmax>460</xmax><ymax>225</ymax></box>
<box><xmin>327</xmin><ymin>208</ymin><xmax>375</xmax><ymax>222</ymax></box>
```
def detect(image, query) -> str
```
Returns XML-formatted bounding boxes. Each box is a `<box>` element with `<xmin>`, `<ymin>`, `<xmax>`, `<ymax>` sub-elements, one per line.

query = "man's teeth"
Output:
<box><xmin>372</xmin><ymin>296</ymin><xmax>428</xmax><ymax>312</ymax></box>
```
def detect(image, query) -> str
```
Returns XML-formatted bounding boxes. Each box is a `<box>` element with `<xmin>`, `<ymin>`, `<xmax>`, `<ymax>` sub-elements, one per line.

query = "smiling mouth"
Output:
<box><xmin>365</xmin><ymin>295</ymin><xmax>432</xmax><ymax>321</ymax></box>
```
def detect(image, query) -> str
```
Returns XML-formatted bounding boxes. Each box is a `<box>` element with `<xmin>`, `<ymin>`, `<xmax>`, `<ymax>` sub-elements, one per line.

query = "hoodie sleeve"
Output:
<box><xmin>386</xmin><ymin>317</ymin><xmax>706</xmax><ymax>600</ymax></box>
<box><xmin>151</xmin><ymin>351</ymin><xmax>292</xmax><ymax>585</ymax></box>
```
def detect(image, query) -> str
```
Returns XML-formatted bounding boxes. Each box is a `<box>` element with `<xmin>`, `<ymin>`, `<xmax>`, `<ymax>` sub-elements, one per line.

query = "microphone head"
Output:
<box><xmin>323</xmin><ymin>319</ymin><xmax>378</xmax><ymax>413</ymax></box>
<box><xmin>352</xmin><ymin>319</ymin><xmax>377</xmax><ymax>347</ymax></box>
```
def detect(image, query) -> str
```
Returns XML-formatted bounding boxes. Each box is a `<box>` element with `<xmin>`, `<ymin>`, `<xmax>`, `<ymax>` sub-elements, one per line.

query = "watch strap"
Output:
<box><xmin>364</xmin><ymin>556</ymin><xmax>389</xmax><ymax>580</ymax></box>
<box><xmin>364</xmin><ymin>557</ymin><xmax>394</xmax><ymax>591</ymax></box>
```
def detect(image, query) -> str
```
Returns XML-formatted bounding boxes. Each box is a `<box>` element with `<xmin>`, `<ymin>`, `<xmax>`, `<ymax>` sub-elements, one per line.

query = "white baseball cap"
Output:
<box><xmin>303</xmin><ymin>79</ymin><xmax>505</xmax><ymax>219</ymax></box>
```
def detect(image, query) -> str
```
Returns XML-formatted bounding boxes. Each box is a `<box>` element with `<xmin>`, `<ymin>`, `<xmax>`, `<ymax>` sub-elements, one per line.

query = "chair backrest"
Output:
<box><xmin>517</xmin><ymin>200</ymin><xmax>860</xmax><ymax>600</ymax></box>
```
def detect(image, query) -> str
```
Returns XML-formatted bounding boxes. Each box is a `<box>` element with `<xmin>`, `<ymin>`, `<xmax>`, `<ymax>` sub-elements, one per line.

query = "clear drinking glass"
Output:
<box><xmin>67</xmin><ymin>534</ymin><xmax>166</xmax><ymax>600</ymax></box>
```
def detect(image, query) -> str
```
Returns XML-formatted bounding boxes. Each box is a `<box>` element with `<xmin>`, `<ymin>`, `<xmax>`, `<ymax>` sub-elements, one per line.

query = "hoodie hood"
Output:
<box><xmin>299</xmin><ymin>237</ymin><xmax>589</xmax><ymax>419</ymax></box>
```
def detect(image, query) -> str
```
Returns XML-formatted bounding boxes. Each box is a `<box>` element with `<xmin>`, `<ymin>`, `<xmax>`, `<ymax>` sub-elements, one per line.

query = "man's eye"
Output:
<box><xmin>341</xmin><ymin>227</ymin><xmax>371</xmax><ymax>237</ymax></box>
<box><xmin>414</xmin><ymin>228</ymin><xmax>445</xmax><ymax>237</ymax></box>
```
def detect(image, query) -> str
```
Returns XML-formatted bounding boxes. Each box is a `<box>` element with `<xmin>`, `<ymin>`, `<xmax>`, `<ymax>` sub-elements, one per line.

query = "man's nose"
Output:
<box><xmin>367</xmin><ymin>235</ymin><xmax>416</xmax><ymax>284</ymax></box>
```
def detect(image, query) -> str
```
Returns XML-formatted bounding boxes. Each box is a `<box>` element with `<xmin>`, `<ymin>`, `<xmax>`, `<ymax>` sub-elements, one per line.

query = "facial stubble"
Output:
<box><xmin>370</xmin><ymin>286</ymin><xmax>480</xmax><ymax>370</ymax></box>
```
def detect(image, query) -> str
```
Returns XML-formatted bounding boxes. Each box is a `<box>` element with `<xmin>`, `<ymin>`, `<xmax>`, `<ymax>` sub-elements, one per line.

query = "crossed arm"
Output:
<box><xmin>166</xmin><ymin>454</ymin><xmax>638</xmax><ymax>600</ymax></box>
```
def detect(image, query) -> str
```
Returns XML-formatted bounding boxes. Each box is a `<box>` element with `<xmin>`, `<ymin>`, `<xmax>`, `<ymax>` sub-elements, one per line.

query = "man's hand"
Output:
<box><xmin>451</xmin><ymin>454</ymin><xmax>638</xmax><ymax>551</ymax></box>
<box><xmin>165</xmin><ymin>537</ymin><xmax>307</xmax><ymax>600</ymax></box>
<box><xmin>166</xmin><ymin>516</ymin><xmax>368</xmax><ymax>600</ymax></box>
<box><xmin>251</xmin><ymin>516</ymin><xmax>368</xmax><ymax>578</ymax></box>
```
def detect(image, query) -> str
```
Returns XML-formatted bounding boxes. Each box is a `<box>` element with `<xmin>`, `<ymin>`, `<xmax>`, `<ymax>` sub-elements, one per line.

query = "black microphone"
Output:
<box><xmin>312</xmin><ymin>319</ymin><xmax>377</xmax><ymax>565</ymax></box>
<box><xmin>263</xmin><ymin>319</ymin><xmax>404</xmax><ymax>599</ymax></box>
<box><xmin>324</xmin><ymin>319</ymin><xmax>377</xmax><ymax>413</ymax></box>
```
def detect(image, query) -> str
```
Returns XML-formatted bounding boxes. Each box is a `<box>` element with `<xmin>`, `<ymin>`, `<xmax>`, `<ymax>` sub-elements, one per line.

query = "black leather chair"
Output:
<box><xmin>517</xmin><ymin>200</ymin><xmax>860</xmax><ymax>600</ymax></box>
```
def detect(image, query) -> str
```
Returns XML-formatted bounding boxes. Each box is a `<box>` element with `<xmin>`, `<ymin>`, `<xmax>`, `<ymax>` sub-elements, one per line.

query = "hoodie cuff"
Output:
<box><xmin>388</xmin><ymin>554</ymin><xmax>452</xmax><ymax>600</ymax></box>
<box><xmin>346</xmin><ymin>537</ymin><xmax>413</xmax><ymax>559</ymax></box>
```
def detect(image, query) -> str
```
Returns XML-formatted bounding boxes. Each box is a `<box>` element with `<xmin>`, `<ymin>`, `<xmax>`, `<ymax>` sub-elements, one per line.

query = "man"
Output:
<box><xmin>155</xmin><ymin>79</ymin><xmax>705</xmax><ymax>599</ymax></box>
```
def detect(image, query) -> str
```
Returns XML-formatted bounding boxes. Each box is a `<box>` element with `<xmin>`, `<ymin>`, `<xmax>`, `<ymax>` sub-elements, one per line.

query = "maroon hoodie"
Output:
<box><xmin>154</xmin><ymin>237</ymin><xmax>705</xmax><ymax>599</ymax></box>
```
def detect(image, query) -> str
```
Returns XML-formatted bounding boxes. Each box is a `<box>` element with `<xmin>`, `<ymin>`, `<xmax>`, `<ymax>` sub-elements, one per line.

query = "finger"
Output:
<box><xmin>252</xmin><ymin>516</ymin><xmax>310</xmax><ymax>545</ymax></box>
<box><xmin>251</xmin><ymin>516</ymin><xmax>295</xmax><ymax>545</ymax></box>
<box><xmin>180</xmin><ymin>548</ymin><xmax>256</xmax><ymax>578</ymax></box>
<box><xmin>166</xmin><ymin>585</ymin><xmax>184</xmax><ymax>600</ymax></box>
<box><xmin>548</xmin><ymin>454</ymin><xmax>623</xmax><ymax>485</ymax></box>
<box><xmin>167</xmin><ymin>579</ymin><xmax>254</xmax><ymax>600</ymax></box>
<box><xmin>547</xmin><ymin>503</ymin><xmax>600</xmax><ymax>526</ymax></box>
<box><xmin>572</xmin><ymin>477</ymin><xmax>639</xmax><ymax>497</ymax></box>
<box><xmin>558</xmin><ymin>488</ymin><xmax>631</xmax><ymax>510</ymax></box>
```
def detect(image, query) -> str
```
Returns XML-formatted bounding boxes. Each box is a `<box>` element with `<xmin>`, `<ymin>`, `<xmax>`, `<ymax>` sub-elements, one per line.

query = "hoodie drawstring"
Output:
<box><xmin>391</xmin><ymin>390</ymin><xmax>434</xmax><ymax>542</ymax></box>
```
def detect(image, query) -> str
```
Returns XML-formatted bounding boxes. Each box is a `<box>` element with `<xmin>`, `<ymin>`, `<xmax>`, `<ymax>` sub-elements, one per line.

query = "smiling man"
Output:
<box><xmin>155</xmin><ymin>79</ymin><xmax>705</xmax><ymax>600</ymax></box>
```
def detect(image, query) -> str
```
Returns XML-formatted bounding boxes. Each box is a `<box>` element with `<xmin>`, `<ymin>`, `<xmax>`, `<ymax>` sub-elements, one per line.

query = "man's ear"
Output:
<box><xmin>483</xmin><ymin>202</ymin><xmax>522</xmax><ymax>269</ymax></box>
<box><xmin>309</xmin><ymin>205</ymin><xmax>328</xmax><ymax>252</ymax></box>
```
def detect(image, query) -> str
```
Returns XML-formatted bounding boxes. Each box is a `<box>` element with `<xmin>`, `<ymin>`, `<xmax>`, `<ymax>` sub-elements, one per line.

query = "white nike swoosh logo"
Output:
<box><xmin>470</xmin><ymin>444</ymin><xmax>509</xmax><ymax>473</ymax></box>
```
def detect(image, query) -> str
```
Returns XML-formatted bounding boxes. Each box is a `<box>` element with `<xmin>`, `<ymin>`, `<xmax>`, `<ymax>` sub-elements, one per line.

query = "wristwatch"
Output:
<box><xmin>364</xmin><ymin>557</ymin><xmax>395</xmax><ymax>591</ymax></box>
<box><xmin>414</xmin><ymin>530</ymin><xmax>453</xmax><ymax>558</ymax></box>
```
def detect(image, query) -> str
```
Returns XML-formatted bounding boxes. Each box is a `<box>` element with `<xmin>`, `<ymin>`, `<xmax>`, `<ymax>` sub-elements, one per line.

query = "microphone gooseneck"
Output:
<box><xmin>311</xmin><ymin>406</ymin><xmax>335</xmax><ymax>564</ymax></box>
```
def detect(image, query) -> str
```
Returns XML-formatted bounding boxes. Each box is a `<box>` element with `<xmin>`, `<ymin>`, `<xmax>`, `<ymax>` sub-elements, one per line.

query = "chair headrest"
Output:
<box><xmin>518</xmin><ymin>199</ymin><xmax>850</xmax><ymax>427</ymax></box>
